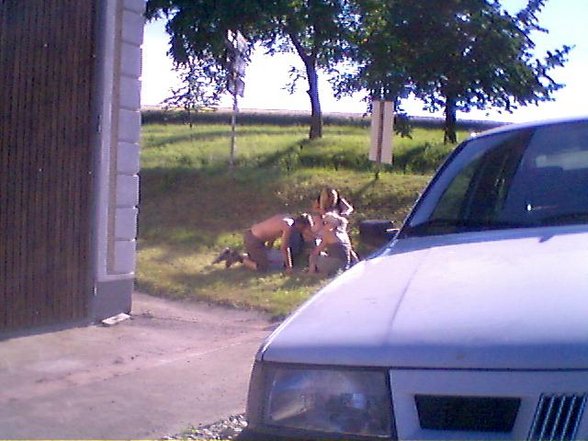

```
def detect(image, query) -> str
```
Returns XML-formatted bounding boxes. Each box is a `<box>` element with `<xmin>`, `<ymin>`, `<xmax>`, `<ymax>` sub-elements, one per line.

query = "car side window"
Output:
<box><xmin>405</xmin><ymin>122</ymin><xmax>588</xmax><ymax>236</ymax></box>
<box><xmin>429</xmin><ymin>157</ymin><xmax>480</xmax><ymax>222</ymax></box>
<box><xmin>430</xmin><ymin>133</ymin><xmax>527</xmax><ymax>224</ymax></box>
<box><xmin>504</xmin><ymin>121</ymin><xmax>588</xmax><ymax>225</ymax></box>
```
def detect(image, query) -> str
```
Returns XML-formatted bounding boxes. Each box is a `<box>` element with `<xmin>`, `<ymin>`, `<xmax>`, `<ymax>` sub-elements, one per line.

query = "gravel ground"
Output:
<box><xmin>165</xmin><ymin>415</ymin><xmax>248</xmax><ymax>440</ymax></box>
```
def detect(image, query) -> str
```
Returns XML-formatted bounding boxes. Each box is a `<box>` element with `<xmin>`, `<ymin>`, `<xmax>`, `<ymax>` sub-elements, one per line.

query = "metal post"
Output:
<box><xmin>230</xmin><ymin>92</ymin><xmax>238</xmax><ymax>170</ymax></box>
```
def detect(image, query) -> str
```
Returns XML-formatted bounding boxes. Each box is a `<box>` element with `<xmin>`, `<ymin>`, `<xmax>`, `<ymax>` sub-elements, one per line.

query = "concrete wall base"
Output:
<box><xmin>92</xmin><ymin>279</ymin><xmax>133</xmax><ymax>322</ymax></box>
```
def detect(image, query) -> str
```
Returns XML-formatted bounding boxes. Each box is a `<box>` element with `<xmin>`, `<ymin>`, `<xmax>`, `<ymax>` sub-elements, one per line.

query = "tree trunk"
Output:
<box><xmin>443</xmin><ymin>95</ymin><xmax>457</xmax><ymax>144</ymax></box>
<box><xmin>304</xmin><ymin>60</ymin><xmax>323</xmax><ymax>139</ymax></box>
<box><xmin>288</xmin><ymin>32</ymin><xmax>323</xmax><ymax>140</ymax></box>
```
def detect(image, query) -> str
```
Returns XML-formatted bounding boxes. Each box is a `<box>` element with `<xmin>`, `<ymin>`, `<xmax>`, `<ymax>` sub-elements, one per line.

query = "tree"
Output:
<box><xmin>334</xmin><ymin>0</ymin><xmax>571</xmax><ymax>143</ymax></box>
<box><xmin>263</xmin><ymin>0</ymin><xmax>353</xmax><ymax>139</ymax></box>
<box><xmin>400</xmin><ymin>0</ymin><xmax>572</xmax><ymax>143</ymax></box>
<box><xmin>146</xmin><ymin>0</ymin><xmax>353</xmax><ymax>140</ymax></box>
<box><xmin>161</xmin><ymin>56</ymin><xmax>226</xmax><ymax>127</ymax></box>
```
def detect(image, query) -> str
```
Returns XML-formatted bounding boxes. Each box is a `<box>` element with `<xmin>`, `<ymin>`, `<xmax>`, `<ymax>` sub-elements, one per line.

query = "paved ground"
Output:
<box><xmin>0</xmin><ymin>292</ymin><xmax>274</xmax><ymax>439</ymax></box>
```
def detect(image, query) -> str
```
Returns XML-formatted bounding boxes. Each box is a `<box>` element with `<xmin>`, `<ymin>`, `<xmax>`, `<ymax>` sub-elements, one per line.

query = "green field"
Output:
<box><xmin>137</xmin><ymin>113</ymin><xmax>468</xmax><ymax>317</ymax></box>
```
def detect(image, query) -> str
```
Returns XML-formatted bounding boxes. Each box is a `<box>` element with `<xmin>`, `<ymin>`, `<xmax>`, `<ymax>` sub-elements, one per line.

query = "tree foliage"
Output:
<box><xmin>146</xmin><ymin>0</ymin><xmax>571</xmax><ymax>144</ymax></box>
<box><xmin>146</xmin><ymin>0</ymin><xmax>354</xmax><ymax>140</ymax></box>
<box><xmin>161</xmin><ymin>57</ymin><xmax>226</xmax><ymax>127</ymax></box>
<box><xmin>145</xmin><ymin>0</ymin><xmax>263</xmax><ymax>64</ymax></box>
<box><xmin>407</xmin><ymin>0</ymin><xmax>571</xmax><ymax>142</ymax></box>
<box><xmin>333</xmin><ymin>0</ymin><xmax>571</xmax><ymax>143</ymax></box>
<box><xmin>331</xmin><ymin>0</ymin><xmax>410</xmax><ymax>105</ymax></box>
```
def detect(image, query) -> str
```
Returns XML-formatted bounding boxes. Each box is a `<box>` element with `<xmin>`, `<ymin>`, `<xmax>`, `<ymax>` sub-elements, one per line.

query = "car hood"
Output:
<box><xmin>261</xmin><ymin>227</ymin><xmax>588</xmax><ymax>370</ymax></box>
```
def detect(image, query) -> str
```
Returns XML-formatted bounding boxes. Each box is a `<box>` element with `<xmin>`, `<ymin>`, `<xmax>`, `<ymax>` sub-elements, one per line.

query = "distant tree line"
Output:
<box><xmin>145</xmin><ymin>0</ymin><xmax>571</xmax><ymax>143</ymax></box>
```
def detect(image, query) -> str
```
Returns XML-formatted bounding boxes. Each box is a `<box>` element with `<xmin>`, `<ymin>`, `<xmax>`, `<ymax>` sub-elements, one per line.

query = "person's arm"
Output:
<box><xmin>280</xmin><ymin>227</ymin><xmax>293</xmax><ymax>272</ymax></box>
<box><xmin>310</xmin><ymin>213</ymin><xmax>324</xmax><ymax>235</ymax></box>
<box><xmin>338</xmin><ymin>196</ymin><xmax>354</xmax><ymax>216</ymax></box>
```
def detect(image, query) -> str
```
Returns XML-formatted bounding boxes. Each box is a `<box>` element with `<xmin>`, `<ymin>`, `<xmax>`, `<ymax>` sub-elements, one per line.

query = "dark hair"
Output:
<box><xmin>294</xmin><ymin>213</ymin><xmax>312</xmax><ymax>229</ymax></box>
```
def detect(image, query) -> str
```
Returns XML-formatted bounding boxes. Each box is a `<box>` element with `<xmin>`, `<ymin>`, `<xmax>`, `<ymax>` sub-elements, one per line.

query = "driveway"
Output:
<box><xmin>0</xmin><ymin>292</ymin><xmax>273</xmax><ymax>439</ymax></box>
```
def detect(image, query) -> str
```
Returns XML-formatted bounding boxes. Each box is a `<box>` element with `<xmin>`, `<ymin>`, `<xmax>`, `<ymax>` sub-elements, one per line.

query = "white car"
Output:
<box><xmin>242</xmin><ymin>118</ymin><xmax>588</xmax><ymax>441</ymax></box>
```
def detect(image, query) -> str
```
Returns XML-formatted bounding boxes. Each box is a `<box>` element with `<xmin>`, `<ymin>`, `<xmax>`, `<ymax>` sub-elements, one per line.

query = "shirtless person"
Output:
<box><xmin>213</xmin><ymin>213</ymin><xmax>313</xmax><ymax>272</ymax></box>
<box><xmin>242</xmin><ymin>213</ymin><xmax>312</xmax><ymax>273</ymax></box>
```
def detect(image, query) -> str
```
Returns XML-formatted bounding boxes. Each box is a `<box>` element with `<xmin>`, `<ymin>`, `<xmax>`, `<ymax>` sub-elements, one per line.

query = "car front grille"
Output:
<box><xmin>391</xmin><ymin>369</ymin><xmax>588</xmax><ymax>440</ymax></box>
<box><xmin>415</xmin><ymin>395</ymin><xmax>520</xmax><ymax>432</ymax></box>
<box><xmin>528</xmin><ymin>394</ymin><xmax>587</xmax><ymax>441</ymax></box>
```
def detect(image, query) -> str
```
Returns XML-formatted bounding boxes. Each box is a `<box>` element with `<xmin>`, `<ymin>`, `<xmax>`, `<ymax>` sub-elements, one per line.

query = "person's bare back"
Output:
<box><xmin>250</xmin><ymin>214</ymin><xmax>294</xmax><ymax>243</ymax></box>
<box><xmin>212</xmin><ymin>213</ymin><xmax>311</xmax><ymax>273</ymax></box>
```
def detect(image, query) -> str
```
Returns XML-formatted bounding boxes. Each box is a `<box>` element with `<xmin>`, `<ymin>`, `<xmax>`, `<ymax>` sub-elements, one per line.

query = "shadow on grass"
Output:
<box><xmin>138</xmin><ymin>164</ymin><xmax>310</xmax><ymax>255</ymax></box>
<box><xmin>136</xmin><ymin>119</ymin><xmax>450</xmax><ymax>315</ymax></box>
<box><xmin>144</xmin><ymin>129</ymin><xmax>307</xmax><ymax>150</ymax></box>
<box><xmin>255</xmin><ymin>145</ymin><xmax>302</xmax><ymax>169</ymax></box>
<box><xmin>144</xmin><ymin>131</ymin><xmax>228</xmax><ymax>149</ymax></box>
<box><xmin>350</xmin><ymin>177</ymin><xmax>379</xmax><ymax>201</ymax></box>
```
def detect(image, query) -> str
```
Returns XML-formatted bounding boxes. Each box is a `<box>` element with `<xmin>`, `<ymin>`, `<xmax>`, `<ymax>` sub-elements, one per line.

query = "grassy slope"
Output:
<box><xmin>137</xmin><ymin>120</ymin><xmax>464</xmax><ymax>317</ymax></box>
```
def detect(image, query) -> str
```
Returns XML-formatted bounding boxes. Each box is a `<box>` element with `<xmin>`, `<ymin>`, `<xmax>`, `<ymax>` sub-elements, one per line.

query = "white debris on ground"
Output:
<box><xmin>101</xmin><ymin>312</ymin><xmax>131</xmax><ymax>326</ymax></box>
<box><xmin>164</xmin><ymin>414</ymin><xmax>247</xmax><ymax>440</ymax></box>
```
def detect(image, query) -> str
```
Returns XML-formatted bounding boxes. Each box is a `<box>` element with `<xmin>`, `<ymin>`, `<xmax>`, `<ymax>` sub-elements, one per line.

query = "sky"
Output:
<box><xmin>141</xmin><ymin>0</ymin><xmax>588</xmax><ymax>123</ymax></box>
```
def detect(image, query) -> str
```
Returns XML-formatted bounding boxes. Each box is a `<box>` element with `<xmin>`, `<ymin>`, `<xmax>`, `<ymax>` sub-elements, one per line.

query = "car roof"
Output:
<box><xmin>469</xmin><ymin>116</ymin><xmax>588</xmax><ymax>141</ymax></box>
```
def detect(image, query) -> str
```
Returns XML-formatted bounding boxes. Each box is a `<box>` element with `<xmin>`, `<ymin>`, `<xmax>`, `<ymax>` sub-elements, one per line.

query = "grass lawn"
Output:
<box><xmin>137</xmin><ymin>115</ymin><xmax>465</xmax><ymax>318</ymax></box>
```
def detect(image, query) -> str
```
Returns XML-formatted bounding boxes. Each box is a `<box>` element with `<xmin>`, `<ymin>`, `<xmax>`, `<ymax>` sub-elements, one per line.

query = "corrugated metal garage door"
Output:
<box><xmin>0</xmin><ymin>0</ymin><xmax>97</xmax><ymax>332</ymax></box>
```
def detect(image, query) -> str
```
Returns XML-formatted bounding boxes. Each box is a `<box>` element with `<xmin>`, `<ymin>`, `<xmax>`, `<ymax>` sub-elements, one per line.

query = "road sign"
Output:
<box><xmin>227</xmin><ymin>75</ymin><xmax>245</xmax><ymax>97</ymax></box>
<box><xmin>226</xmin><ymin>30</ymin><xmax>249</xmax><ymax>96</ymax></box>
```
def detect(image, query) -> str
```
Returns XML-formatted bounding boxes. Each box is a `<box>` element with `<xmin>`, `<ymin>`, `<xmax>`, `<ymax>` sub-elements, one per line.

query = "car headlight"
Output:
<box><xmin>247</xmin><ymin>362</ymin><xmax>394</xmax><ymax>438</ymax></box>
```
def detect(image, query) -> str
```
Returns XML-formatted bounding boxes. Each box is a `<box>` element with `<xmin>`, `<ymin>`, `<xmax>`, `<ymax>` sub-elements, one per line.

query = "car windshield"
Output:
<box><xmin>404</xmin><ymin>121</ymin><xmax>588</xmax><ymax>237</ymax></box>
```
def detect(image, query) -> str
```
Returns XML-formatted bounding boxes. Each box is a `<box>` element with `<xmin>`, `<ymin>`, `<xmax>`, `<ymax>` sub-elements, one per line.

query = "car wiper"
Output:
<box><xmin>538</xmin><ymin>212</ymin><xmax>588</xmax><ymax>226</ymax></box>
<box><xmin>404</xmin><ymin>218</ymin><xmax>530</xmax><ymax>237</ymax></box>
